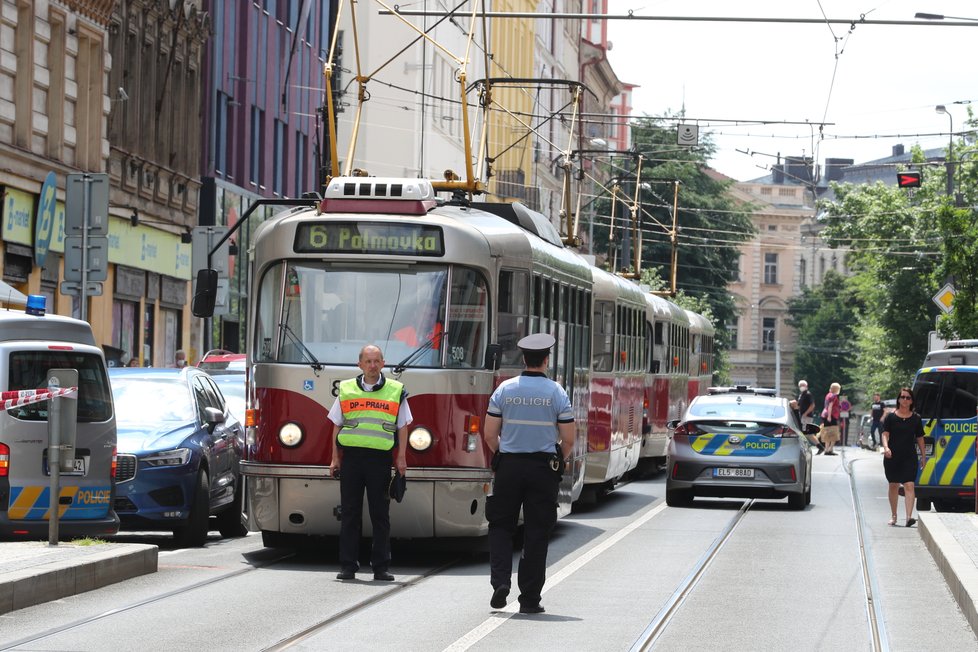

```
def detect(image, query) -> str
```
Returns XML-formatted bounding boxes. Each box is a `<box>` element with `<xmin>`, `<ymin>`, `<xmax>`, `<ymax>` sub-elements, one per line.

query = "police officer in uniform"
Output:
<box><xmin>483</xmin><ymin>333</ymin><xmax>575</xmax><ymax>614</ymax></box>
<box><xmin>328</xmin><ymin>344</ymin><xmax>412</xmax><ymax>581</ymax></box>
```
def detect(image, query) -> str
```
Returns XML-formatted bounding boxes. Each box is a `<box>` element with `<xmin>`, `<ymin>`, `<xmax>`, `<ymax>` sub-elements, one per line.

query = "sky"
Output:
<box><xmin>605</xmin><ymin>1</ymin><xmax>976</xmax><ymax>182</ymax></box>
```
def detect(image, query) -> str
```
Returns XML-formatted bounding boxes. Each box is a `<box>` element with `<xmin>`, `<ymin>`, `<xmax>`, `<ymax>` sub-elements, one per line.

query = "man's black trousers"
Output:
<box><xmin>338</xmin><ymin>447</ymin><xmax>393</xmax><ymax>573</ymax></box>
<box><xmin>486</xmin><ymin>454</ymin><xmax>559</xmax><ymax>608</ymax></box>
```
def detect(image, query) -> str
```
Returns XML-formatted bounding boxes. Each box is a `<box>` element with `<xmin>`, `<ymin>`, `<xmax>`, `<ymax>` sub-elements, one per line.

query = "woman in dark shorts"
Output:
<box><xmin>881</xmin><ymin>387</ymin><xmax>926</xmax><ymax>527</ymax></box>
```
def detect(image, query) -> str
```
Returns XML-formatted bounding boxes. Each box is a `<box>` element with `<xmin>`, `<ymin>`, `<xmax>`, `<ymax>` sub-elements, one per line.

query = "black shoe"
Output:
<box><xmin>373</xmin><ymin>571</ymin><xmax>395</xmax><ymax>581</ymax></box>
<box><xmin>336</xmin><ymin>570</ymin><xmax>355</xmax><ymax>580</ymax></box>
<box><xmin>906</xmin><ymin>518</ymin><xmax>917</xmax><ymax>528</ymax></box>
<box><xmin>825</xmin><ymin>451</ymin><xmax>837</xmax><ymax>456</ymax></box>
<box><xmin>490</xmin><ymin>586</ymin><xmax>510</xmax><ymax>609</ymax></box>
<box><xmin>519</xmin><ymin>604</ymin><xmax>545</xmax><ymax>614</ymax></box>
<box><xmin>816</xmin><ymin>444</ymin><xmax>824</xmax><ymax>455</ymax></box>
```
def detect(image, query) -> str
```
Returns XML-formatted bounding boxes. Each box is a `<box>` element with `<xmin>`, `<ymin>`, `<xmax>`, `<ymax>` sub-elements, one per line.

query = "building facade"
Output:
<box><xmin>199</xmin><ymin>0</ymin><xmax>334</xmax><ymax>353</ymax></box>
<box><xmin>725</xmin><ymin>174</ymin><xmax>815</xmax><ymax>393</ymax></box>
<box><xmin>0</xmin><ymin>0</ymin><xmax>205</xmax><ymax>367</ymax></box>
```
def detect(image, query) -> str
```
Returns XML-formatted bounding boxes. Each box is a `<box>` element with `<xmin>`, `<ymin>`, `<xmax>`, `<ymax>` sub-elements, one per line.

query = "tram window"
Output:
<box><xmin>446</xmin><ymin>267</ymin><xmax>488</xmax><ymax>368</ymax></box>
<box><xmin>498</xmin><ymin>269</ymin><xmax>529</xmax><ymax>366</ymax></box>
<box><xmin>7</xmin><ymin>351</ymin><xmax>112</xmax><ymax>422</ymax></box>
<box><xmin>592</xmin><ymin>301</ymin><xmax>614</xmax><ymax>372</ymax></box>
<box><xmin>254</xmin><ymin>261</ymin><xmax>450</xmax><ymax>366</ymax></box>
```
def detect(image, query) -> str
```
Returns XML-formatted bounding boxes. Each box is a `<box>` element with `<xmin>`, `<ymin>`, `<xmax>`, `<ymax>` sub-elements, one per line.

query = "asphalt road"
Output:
<box><xmin>1</xmin><ymin>448</ymin><xmax>974</xmax><ymax>651</ymax></box>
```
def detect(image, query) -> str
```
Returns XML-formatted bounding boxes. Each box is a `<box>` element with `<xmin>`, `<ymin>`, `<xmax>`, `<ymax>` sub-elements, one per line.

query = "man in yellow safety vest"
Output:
<box><xmin>329</xmin><ymin>344</ymin><xmax>411</xmax><ymax>581</ymax></box>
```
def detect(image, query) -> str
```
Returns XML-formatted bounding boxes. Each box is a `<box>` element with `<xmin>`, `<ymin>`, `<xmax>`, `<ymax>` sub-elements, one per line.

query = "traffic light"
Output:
<box><xmin>897</xmin><ymin>171</ymin><xmax>922</xmax><ymax>188</ymax></box>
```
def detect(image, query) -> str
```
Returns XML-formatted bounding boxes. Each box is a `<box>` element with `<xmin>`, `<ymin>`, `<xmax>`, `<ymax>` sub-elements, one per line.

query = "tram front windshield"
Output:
<box><xmin>255</xmin><ymin>262</ymin><xmax>488</xmax><ymax>368</ymax></box>
<box><xmin>914</xmin><ymin>370</ymin><xmax>978</xmax><ymax>420</ymax></box>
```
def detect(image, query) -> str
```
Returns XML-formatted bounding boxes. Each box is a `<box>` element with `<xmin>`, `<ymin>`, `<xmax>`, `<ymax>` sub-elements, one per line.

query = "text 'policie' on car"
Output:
<box><xmin>665</xmin><ymin>386</ymin><xmax>820</xmax><ymax>510</ymax></box>
<box><xmin>108</xmin><ymin>366</ymin><xmax>248</xmax><ymax>546</ymax></box>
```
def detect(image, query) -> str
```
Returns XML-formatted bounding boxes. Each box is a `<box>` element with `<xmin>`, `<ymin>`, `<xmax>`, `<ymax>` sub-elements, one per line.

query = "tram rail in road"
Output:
<box><xmin>629</xmin><ymin>449</ymin><xmax>890</xmax><ymax>652</ymax></box>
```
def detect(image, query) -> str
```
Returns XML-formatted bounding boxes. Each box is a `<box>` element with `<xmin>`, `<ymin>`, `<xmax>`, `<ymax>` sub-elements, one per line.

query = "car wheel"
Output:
<box><xmin>788</xmin><ymin>492</ymin><xmax>806</xmax><ymax>510</ymax></box>
<box><xmin>916</xmin><ymin>496</ymin><xmax>932</xmax><ymax>512</ymax></box>
<box><xmin>216</xmin><ymin>483</ymin><xmax>248</xmax><ymax>538</ymax></box>
<box><xmin>175</xmin><ymin>469</ymin><xmax>211</xmax><ymax>547</ymax></box>
<box><xmin>666</xmin><ymin>488</ymin><xmax>692</xmax><ymax>507</ymax></box>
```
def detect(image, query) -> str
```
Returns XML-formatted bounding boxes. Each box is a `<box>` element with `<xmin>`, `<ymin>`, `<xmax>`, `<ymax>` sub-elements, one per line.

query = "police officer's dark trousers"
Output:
<box><xmin>487</xmin><ymin>454</ymin><xmax>559</xmax><ymax>608</ymax></box>
<box><xmin>338</xmin><ymin>447</ymin><xmax>393</xmax><ymax>573</ymax></box>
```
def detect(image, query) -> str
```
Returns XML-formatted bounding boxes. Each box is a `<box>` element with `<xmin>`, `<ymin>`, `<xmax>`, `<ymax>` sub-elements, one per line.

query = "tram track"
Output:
<box><xmin>0</xmin><ymin>548</ymin><xmax>299</xmax><ymax>651</ymax></box>
<box><xmin>844</xmin><ymin>451</ymin><xmax>890</xmax><ymax>652</ymax></box>
<box><xmin>263</xmin><ymin>558</ymin><xmax>465</xmax><ymax>651</ymax></box>
<box><xmin>629</xmin><ymin>450</ymin><xmax>889</xmax><ymax>651</ymax></box>
<box><xmin>627</xmin><ymin>499</ymin><xmax>754</xmax><ymax>651</ymax></box>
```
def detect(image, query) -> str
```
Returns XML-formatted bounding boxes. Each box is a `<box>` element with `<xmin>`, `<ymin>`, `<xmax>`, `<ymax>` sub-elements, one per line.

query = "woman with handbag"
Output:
<box><xmin>819</xmin><ymin>382</ymin><xmax>842</xmax><ymax>455</ymax></box>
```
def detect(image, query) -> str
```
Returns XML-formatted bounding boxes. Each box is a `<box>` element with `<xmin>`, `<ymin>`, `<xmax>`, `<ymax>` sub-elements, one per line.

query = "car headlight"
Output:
<box><xmin>143</xmin><ymin>448</ymin><xmax>191</xmax><ymax>467</ymax></box>
<box><xmin>279</xmin><ymin>422</ymin><xmax>303</xmax><ymax>447</ymax></box>
<box><xmin>408</xmin><ymin>427</ymin><xmax>432</xmax><ymax>451</ymax></box>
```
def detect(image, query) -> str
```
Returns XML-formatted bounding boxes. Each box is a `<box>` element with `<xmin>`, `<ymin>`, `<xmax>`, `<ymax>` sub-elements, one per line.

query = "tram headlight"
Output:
<box><xmin>278</xmin><ymin>422</ymin><xmax>304</xmax><ymax>448</ymax></box>
<box><xmin>408</xmin><ymin>427</ymin><xmax>432</xmax><ymax>452</ymax></box>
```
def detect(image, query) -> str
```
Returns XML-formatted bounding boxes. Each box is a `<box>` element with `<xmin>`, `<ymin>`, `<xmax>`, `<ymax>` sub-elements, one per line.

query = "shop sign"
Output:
<box><xmin>35</xmin><ymin>172</ymin><xmax>58</xmax><ymax>266</ymax></box>
<box><xmin>3</xmin><ymin>187</ymin><xmax>34</xmax><ymax>246</ymax></box>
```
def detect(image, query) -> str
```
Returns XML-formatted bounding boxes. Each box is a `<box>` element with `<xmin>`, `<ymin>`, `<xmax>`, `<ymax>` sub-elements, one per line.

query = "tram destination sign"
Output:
<box><xmin>294</xmin><ymin>222</ymin><xmax>444</xmax><ymax>256</ymax></box>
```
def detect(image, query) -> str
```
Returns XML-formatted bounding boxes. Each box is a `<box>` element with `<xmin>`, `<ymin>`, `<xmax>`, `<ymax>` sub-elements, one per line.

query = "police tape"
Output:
<box><xmin>0</xmin><ymin>387</ymin><xmax>78</xmax><ymax>412</ymax></box>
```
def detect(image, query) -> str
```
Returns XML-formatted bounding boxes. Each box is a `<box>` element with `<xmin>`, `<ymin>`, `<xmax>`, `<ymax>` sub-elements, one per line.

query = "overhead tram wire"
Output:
<box><xmin>381</xmin><ymin>9</ymin><xmax>978</xmax><ymax>27</ymax></box>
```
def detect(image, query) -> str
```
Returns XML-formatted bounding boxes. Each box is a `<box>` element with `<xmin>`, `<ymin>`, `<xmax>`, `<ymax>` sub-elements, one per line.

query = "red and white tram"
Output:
<box><xmin>685</xmin><ymin>309</ymin><xmax>715</xmax><ymax>404</ymax></box>
<box><xmin>229</xmin><ymin>176</ymin><xmax>714</xmax><ymax>544</ymax></box>
<box><xmin>637</xmin><ymin>294</ymin><xmax>691</xmax><ymax>474</ymax></box>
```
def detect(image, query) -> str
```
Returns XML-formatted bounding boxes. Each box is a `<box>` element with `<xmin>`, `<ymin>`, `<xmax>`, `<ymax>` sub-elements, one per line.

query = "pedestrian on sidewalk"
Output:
<box><xmin>869</xmin><ymin>393</ymin><xmax>885</xmax><ymax>450</ymax></box>
<box><xmin>819</xmin><ymin>382</ymin><xmax>842</xmax><ymax>455</ymax></box>
<box><xmin>882</xmin><ymin>387</ymin><xmax>926</xmax><ymax>527</ymax></box>
<box><xmin>797</xmin><ymin>380</ymin><xmax>822</xmax><ymax>453</ymax></box>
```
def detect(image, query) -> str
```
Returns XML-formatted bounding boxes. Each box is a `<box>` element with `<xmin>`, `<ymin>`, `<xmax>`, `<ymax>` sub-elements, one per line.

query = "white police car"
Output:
<box><xmin>665</xmin><ymin>386</ymin><xmax>819</xmax><ymax>510</ymax></box>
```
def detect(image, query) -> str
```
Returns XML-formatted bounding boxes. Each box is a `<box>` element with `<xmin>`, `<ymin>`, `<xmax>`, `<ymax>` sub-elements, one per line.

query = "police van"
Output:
<box><xmin>0</xmin><ymin>296</ymin><xmax>119</xmax><ymax>538</ymax></box>
<box><xmin>912</xmin><ymin>340</ymin><xmax>978</xmax><ymax>512</ymax></box>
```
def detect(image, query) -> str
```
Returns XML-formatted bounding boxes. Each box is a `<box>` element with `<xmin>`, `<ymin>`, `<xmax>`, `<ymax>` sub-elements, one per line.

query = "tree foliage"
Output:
<box><xmin>786</xmin><ymin>270</ymin><xmax>858</xmax><ymax>400</ymax></box>
<box><xmin>799</xmin><ymin>112</ymin><xmax>978</xmax><ymax>403</ymax></box>
<box><xmin>590</xmin><ymin>116</ymin><xmax>755</xmax><ymax>348</ymax></box>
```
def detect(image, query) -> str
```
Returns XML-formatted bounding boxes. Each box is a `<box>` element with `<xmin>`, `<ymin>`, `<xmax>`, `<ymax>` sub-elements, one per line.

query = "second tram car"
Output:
<box><xmin>235</xmin><ymin>177</ymin><xmax>714</xmax><ymax>544</ymax></box>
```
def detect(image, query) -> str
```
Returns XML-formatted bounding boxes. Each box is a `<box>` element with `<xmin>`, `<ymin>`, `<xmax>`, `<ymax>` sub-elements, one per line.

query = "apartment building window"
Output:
<box><xmin>215</xmin><ymin>92</ymin><xmax>229</xmax><ymax>176</ymax></box>
<box><xmin>799</xmin><ymin>258</ymin><xmax>807</xmax><ymax>287</ymax></box>
<box><xmin>294</xmin><ymin>132</ymin><xmax>307</xmax><ymax>197</ymax></box>
<box><xmin>46</xmin><ymin>10</ymin><xmax>67</xmax><ymax>159</ymax></box>
<box><xmin>762</xmin><ymin>317</ymin><xmax>776</xmax><ymax>351</ymax></box>
<box><xmin>75</xmin><ymin>27</ymin><xmax>105</xmax><ymax>170</ymax></box>
<box><xmin>273</xmin><ymin>119</ymin><xmax>287</xmax><ymax>196</ymax></box>
<box><xmin>761</xmin><ymin>187</ymin><xmax>772</xmax><ymax>195</ymax></box>
<box><xmin>763</xmin><ymin>253</ymin><xmax>778</xmax><ymax>285</ymax></box>
<box><xmin>13</xmin><ymin>1</ymin><xmax>33</xmax><ymax>148</ymax></box>
<box><xmin>728</xmin><ymin>317</ymin><xmax>739</xmax><ymax>350</ymax></box>
<box><xmin>250</xmin><ymin>107</ymin><xmax>265</xmax><ymax>187</ymax></box>
<box><xmin>779</xmin><ymin>187</ymin><xmax>795</xmax><ymax>197</ymax></box>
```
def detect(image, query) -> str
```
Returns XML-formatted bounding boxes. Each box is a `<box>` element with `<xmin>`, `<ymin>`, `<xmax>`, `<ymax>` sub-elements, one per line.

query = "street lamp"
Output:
<box><xmin>915</xmin><ymin>12</ymin><xmax>978</xmax><ymax>21</ymax></box>
<box><xmin>935</xmin><ymin>104</ymin><xmax>954</xmax><ymax>196</ymax></box>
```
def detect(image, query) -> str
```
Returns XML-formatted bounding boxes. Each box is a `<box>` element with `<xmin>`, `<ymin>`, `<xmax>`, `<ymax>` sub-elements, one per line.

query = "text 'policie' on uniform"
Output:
<box><xmin>483</xmin><ymin>333</ymin><xmax>575</xmax><ymax>615</ymax></box>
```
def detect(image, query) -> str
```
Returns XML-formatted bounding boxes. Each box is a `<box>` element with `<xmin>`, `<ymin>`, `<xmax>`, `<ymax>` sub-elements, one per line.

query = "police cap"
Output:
<box><xmin>518</xmin><ymin>333</ymin><xmax>555</xmax><ymax>352</ymax></box>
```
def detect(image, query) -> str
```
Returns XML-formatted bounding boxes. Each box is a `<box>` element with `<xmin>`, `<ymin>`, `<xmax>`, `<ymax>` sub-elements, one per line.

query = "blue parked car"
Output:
<box><xmin>108</xmin><ymin>367</ymin><xmax>247</xmax><ymax>546</ymax></box>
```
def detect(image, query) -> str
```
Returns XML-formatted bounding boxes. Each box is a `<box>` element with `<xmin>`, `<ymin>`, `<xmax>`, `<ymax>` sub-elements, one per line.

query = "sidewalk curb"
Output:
<box><xmin>0</xmin><ymin>544</ymin><xmax>158</xmax><ymax>615</ymax></box>
<box><xmin>919</xmin><ymin>514</ymin><xmax>978</xmax><ymax>636</ymax></box>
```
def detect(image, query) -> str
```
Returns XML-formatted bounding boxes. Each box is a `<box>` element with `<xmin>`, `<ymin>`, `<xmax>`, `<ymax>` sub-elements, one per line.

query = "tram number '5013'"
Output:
<box><xmin>451</xmin><ymin>347</ymin><xmax>465</xmax><ymax>362</ymax></box>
